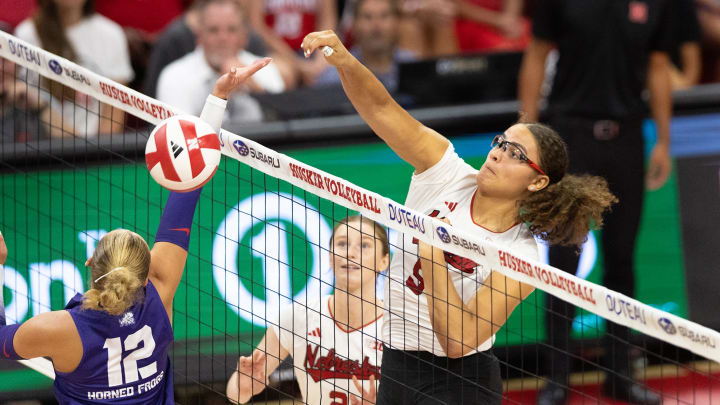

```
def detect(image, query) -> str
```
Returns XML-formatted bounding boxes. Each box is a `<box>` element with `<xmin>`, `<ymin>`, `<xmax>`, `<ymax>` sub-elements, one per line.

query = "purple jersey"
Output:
<box><xmin>53</xmin><ymin>280</ymin><xmax>174</xmax><ymax>404</ymax></box>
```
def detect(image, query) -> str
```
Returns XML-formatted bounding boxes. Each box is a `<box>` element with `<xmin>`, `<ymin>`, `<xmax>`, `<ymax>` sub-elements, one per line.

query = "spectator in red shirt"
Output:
<box><xmin>0</xmin><ymin>0</ymin><xmax>37</xmax><ymax>30</ymax></box>
<box><xmin>249</xmin><ymin>0</ymin><xmax>337</xmax><ymax>86</ymax></box>
<box><xmin>95</xmin><ymin>0</ymin><xmax>184</xmax><ymax>35</ymax></box>
<box><xmin>454</xmin><ymin>0</ymin><xmax>530</xmax><ymax>53</ymax></box>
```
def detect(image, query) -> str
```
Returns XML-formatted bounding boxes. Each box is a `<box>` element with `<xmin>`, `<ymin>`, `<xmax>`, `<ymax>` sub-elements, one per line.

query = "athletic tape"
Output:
<box><xmin>1</xmin><ymin>31</ymin><xmax>718</xmax><ymax>363</ymax></box>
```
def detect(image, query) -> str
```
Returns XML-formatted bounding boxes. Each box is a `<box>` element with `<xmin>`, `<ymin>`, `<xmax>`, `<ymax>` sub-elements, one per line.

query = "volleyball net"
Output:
<box><xmin>1</xmin><ymin>31</ymin><xmax>718</xmax><ymax>404</ymax></box>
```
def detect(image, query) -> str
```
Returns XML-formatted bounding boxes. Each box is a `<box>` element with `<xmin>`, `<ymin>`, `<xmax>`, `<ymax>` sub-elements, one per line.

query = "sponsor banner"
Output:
<box><xmin>385</xmin><ymin>202</ymin><xmax>433</xmax><ymax>249</ymax></box>
<box><xmin>651</xmin><ymin>312</ymin><xmax>718</xmax><ymax>353</ymax></box>
<box><xmin>220</xmin><ymin>129</ymin><xmax>720</xmax><ymax>362</ymax></box>
<box><xmin>497</xmin><ymin>248</ymin><xmax>602</xmax><ymax>310</ymax></box>
<box><xmin>0</xmin><ymin>31</ymin><xmax>179</xmax><ymax>126</ymax></box>
<box><xmin>601</xmin><ymin>290</ymin><xmax>650</xmax><ymax>332</ymax></box>
<box><xmin>3</xmin><ymin>30</ymin><xmax>718</xmax><ymax>364</ymax></box>
<box><xmin>219</xmin><ymin>131</ymin><xmax>283</xmax><ymax>176</ymax></box>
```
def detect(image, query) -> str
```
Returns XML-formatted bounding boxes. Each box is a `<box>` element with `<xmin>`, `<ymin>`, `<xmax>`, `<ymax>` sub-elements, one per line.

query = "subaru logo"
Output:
<box><xmin>48</xmin><ymin>59</ymin><xmax>62</xmax><ymax>75</ymax></box>
<box><xmin>233</xmin><ymin>139</ymin><xmax>249</xmax><ymax>156</ymax></box>
<box><xmin>436</xmin><ymin>226</ymin><xmax>451</xmax><ymax>243</ymax></box>
<box><xmin>658</xmin><ymin>317</ymin><xmax>676</xmax><ymax>335</ymax></box>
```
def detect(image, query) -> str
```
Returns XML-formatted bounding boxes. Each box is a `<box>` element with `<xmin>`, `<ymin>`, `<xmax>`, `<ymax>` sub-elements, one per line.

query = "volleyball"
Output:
<box><xmin>145</xmin><ymin>115</ymin><xmax>221</xmax><ymax>192</ymax></box>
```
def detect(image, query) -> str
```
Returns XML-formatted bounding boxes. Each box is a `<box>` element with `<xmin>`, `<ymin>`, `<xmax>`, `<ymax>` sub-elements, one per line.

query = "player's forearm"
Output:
<box><xmin>421</xmin><ymin>251</ymin><xmax>485</xmax><ymax>358</ymax></box>
<box><xmin>421</xmin><ymin>258</ymin><xmax>453</xmax><ymax>355</ymax></box>
<box><xmin>438</xmin><ymin>270</ymin><xmax>493</xmax><ymax>358</ymax></box>
<box><xmin>201</xmin><ymin>94</ymin><xmax>227</xmax><ymax>132</ymax></box>
<box><xmin>336</xmin><ymin>58</ymin><xmax>436</xmax><ymax>166</ymax></box>
<box><xmin>648</xmin><ymin>52</ymin><xmax>672</xmax><ymax>146</ymax></box>
<box><xmin>0</xmin><ymin>324</ymin><xmax>24</xmax><ymax>360</ymax></box>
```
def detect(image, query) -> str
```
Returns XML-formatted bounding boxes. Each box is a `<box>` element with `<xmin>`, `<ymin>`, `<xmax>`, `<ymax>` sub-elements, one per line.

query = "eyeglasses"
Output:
<box><xmin>490</xmin><ymin>134</ymin><xmax>546</xmax><ymax>176</ymax></box>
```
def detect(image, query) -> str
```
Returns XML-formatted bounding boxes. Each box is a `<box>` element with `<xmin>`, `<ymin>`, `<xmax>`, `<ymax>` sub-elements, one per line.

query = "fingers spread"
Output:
<box><xmin>352</xmin><ymin>375</ymin><xmax>362</xmax><ymax>392</ymax></box>
<box><xmin>368</xmin><ymin>374</ymin><xmax>376</xmax><ymax>395</ymax></box>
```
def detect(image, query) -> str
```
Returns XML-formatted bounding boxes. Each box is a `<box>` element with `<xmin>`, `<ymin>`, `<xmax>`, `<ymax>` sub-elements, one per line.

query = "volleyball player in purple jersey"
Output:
<box><xmin>0</xmin><ymin>58</ymin><xmax>271</xmax><ymax>404</ymax></box>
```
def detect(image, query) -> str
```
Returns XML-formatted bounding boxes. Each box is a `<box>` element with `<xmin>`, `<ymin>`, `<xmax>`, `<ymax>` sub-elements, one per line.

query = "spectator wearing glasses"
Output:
<box><xmin>519</xmin><ymin>1</ymin><xmax>673</xmax><ymax>404</ymax></box>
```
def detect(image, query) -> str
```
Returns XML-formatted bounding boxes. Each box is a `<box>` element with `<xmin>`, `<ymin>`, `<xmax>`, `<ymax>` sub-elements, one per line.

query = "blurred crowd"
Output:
<box><xmin>0</xmin><ymin>0</ymin><xmax>719</xmax><ymax>141</ymax></box>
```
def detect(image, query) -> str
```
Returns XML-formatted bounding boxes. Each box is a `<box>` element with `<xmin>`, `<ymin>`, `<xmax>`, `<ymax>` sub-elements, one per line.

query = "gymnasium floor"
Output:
<box><xmin>504</xmin><ymin>363</ymin><xmax>720</xmax><ymax>405</ymax></box>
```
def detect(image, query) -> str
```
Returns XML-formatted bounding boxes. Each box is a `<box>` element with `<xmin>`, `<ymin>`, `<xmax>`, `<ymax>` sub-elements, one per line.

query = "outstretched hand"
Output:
<box><xmin>301</xmin><ymin>31</ymin><xmax>354</xmax><ymax>68</ymax></box>
<box><xmin>212</xmin><ymin>58</ymin><xmax>272</xmax><ymax>100</ymax></box>
<box><xmin>231</xmin><ymin>349</ymin><xmax>268</xmax><ymax>403</ymax></box>
<box><xmin>350</xmin><ymin>374</ymin><xmax>377</xmax><ymax>405</ymax></box>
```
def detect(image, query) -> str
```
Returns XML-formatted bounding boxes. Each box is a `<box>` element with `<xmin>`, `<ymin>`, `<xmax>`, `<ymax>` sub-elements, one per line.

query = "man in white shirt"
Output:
<box><xmin>157</xmin><ymin>0</ymin><xmax>286</xmax><ymax>121</ymax></box>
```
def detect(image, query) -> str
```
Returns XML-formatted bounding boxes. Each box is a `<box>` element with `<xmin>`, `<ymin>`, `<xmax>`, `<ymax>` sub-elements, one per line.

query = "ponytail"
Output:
<box><xmin>82</xmin><ymin>229</ymin><xmax>150</xmax><ymax>315</ymax></box>
<box><xmin>83</xmin><ymin>267</ymin><xmax>143</xmax><ymax>316</ymax></box>
<box><xmin>519</xmin><ymin>174</ymin><xmax>617</xmax><ymax>248</ymax></box>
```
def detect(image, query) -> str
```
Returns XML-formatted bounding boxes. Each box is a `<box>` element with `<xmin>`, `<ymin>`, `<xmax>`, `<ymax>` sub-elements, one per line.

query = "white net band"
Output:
<box><xmin>2</xmin><ymin>30</ymin><xmax>718</xmax><ymax>366</ymax></box>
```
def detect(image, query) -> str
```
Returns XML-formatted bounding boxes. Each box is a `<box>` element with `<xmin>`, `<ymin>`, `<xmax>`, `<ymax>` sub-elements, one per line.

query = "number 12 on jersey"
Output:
<box><xmin>103</xmin><ymin>325</ymin><xmax>157</xmax><ymax>387</ymax></box>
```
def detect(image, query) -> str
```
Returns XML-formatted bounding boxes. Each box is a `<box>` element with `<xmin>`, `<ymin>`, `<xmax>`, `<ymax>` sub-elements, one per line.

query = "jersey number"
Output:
<box><xmin>103</xmin><ymin>325</ymin><xmax>157</xmax><ymax>387</ymax></box>
<box><xmin>405</xmin><ymin>210</ymin><xmax>440</xmax><ymax>295</ymax></box>
<box><xmin>329</xmin><ymin>391</ymin><xmax>347</xmax><ymax>405</ymax></box>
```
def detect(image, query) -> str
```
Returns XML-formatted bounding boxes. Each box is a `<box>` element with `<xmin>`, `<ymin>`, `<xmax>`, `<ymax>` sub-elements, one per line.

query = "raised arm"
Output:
<box><xmin>227</xmin><ymin>328</ymin><xmax>289</xmax><ymax>404</ymax></box>
<box><xmin>301</xmin><ymin>31</ymin><xmax>450</xmax><ymax>173</ymax></box>
<box><xmin>419</xmin><ymin>242</ymin><xmax>534</xmax><ymax>358</ymax></box>
<box><xmin>149</xmin><ymin>59</ymin><xmax>271</xmax><ymax>322</ymax></box>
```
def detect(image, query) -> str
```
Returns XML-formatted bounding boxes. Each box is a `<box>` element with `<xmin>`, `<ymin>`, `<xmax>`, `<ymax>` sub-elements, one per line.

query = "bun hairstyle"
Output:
<box><xmin>518</xmin><ymin>123</ymin><xmax>618</xmax><ymax>249</ymax></box>
<box><xmin>330</xmin><ymin>216</ymin><xmax>390</xmax><ymax>257</ymax></box>
<box><xmin>83</xmin><ymin>229</ymin><xmax>151</xmax><ymax>316</ymax></box>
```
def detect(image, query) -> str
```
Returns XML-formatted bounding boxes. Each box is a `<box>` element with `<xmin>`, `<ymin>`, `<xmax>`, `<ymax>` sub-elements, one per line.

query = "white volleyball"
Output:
<box><xmin>145</xmin><ymin>115</ymin><xmax>221</xmax><ymax>192</ymax></box>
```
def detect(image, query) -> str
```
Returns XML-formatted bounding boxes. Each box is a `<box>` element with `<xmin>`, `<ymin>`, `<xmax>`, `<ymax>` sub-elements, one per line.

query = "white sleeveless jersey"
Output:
<box><xmin>272</xmin><ymin>296</ymin><xmax>383</xmax><ymax>405</ymax></box>
<box><xmin>382</xmin><ymin>145</ymin><xmax>540</xmax><ymax>356</ymax></box>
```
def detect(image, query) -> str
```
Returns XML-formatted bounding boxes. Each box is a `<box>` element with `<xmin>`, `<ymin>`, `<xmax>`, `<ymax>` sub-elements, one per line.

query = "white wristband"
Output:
<box><xmin>200</xmin><ymin>94</ymin><xmax>228</xmax><ymax>132</ymax></box>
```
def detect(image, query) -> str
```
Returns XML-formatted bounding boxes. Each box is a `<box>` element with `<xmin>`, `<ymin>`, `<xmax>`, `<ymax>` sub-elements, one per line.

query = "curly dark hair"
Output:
<box><xmin>517</xmin><ymin>123</ymin><xmax>618</xmax><ymax>248</ymax></box>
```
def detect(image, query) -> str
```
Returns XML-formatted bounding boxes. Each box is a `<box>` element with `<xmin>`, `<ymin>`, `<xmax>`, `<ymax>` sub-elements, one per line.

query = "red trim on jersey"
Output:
<box><xmin>327</xmin><ymin>299</ymin><xmax>383</xmax><ymax>334</ymax></box>
<box><xmin>469</xmin><ymin>189</ymin><xmax>519</xmax><ymax>233</ymax></box>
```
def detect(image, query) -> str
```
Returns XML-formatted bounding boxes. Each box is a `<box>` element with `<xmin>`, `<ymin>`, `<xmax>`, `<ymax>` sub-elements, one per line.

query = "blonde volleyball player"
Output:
<box><xmin>301</xmin><ymin>31</ymin><xmax>617</xmax><ymax>404</ymax></box>
<box><xmin>227</xmin><ymin>216</ymin><xmax>390</xmax><ymax>405</ymax></box>
<box><xmin>0</xmin><ymin>59</ymin><xmax>270</xmax><ymax>404</ymax></box>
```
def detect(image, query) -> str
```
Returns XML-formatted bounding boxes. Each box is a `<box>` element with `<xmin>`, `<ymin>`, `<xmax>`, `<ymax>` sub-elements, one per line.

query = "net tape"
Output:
<box><xmin>1</xmin><ymin>31</ymin><xmax>718</xmax><ymax>368</ymax></box>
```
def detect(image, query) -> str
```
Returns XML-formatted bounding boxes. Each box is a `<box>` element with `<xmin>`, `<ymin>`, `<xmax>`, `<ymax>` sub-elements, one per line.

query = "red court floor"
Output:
<box><xmin>503</xmin><ymin>368</ymin><xmax>720</xmax><ymax>405</ymax></box>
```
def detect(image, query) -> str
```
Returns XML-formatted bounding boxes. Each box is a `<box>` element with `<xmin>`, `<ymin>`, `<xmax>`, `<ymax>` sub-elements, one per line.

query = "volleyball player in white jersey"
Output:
<box><xmin>300</xmin><ymin>31</ymin><xmax>617</xmax><ymax>404</ymax></box>
<box><xmin>227</xmin><ymin>216</ymin><xmax>390</xmax><ymax>405</ymax></box>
